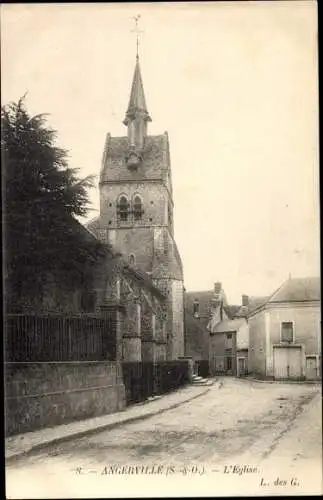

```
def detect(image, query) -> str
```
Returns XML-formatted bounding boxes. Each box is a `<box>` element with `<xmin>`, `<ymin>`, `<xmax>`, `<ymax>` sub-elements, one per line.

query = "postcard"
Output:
<box><xmin>2</xmin><ymin>2</ymin><xmax>321</xmax><ymax>498</ymax></box>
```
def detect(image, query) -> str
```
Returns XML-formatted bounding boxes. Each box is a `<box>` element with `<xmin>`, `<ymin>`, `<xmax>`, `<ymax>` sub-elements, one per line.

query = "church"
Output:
<box><xmin>88</xmin><ymin>53</ymin><xmax>184</xmax><ymax>361</ymax></box>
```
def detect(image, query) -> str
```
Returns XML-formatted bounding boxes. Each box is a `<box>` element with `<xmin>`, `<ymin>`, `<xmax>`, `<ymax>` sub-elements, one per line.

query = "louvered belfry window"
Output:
<box><xmin>117</xmin><ymin>195</ymin><xmax>130</xmax><ymax>221</ymax></box>
<box><xmin>133</xmin><ymin>195</ymin><xmax>143</xmax><ymax>220</ymax></box>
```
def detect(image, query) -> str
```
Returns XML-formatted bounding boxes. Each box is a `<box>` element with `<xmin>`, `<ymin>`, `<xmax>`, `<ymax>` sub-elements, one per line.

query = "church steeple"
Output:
<box><xmin>123</xmin><ymin>15</ymin><xmax>151</xmax><ymax>168</ymax></box>
<box><xmin>123</xmin><ymin>56</ymin><xmax>151</xmax><ymax>159</ymax></box>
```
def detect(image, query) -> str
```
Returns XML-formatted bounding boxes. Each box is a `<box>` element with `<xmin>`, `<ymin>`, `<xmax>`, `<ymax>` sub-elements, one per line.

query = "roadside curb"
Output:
<box><xmin>239</xmin><ymin>377</ymin><xmax>321</xmax><ymax>385</ymax></box>
<box><xmin>6</xmin><ymin>384</ymin><xmax>214</xmax><ymax>464</ymax></box>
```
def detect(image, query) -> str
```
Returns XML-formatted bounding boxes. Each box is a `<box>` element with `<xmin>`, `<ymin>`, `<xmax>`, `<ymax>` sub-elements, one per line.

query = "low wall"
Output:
<box><xmin>122</xmin><ymin>359</ymin><xmax>190</xmax><ymax>405</ymax></box>
<box><xmin>5</xmin><ymin>361</ymin><xmax>126</xmax><ymax>436</ymax></box>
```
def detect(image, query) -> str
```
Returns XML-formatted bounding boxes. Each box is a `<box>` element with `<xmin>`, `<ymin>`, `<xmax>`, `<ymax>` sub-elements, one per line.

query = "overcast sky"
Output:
<box><xmin>1</xmin><ymin>2</ymin><xmax>319</xmax><ymax>304</ymax></box>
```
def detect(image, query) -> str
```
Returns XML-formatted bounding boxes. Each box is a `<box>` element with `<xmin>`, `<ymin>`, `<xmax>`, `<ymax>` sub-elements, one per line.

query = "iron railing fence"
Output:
<box><xmin>122</xmin><ymin>360</ymin><xmax>190</xmax><ymax>405</ymax></box>
<box><xmin>209</xmin><ymin>354</ymin><xmax>238</xmax><ymax>376</ymax></box>
<box><xmin>5</xmin><ymin>313</ymin><xmax>117</xmax><ymax>362</ymax></box>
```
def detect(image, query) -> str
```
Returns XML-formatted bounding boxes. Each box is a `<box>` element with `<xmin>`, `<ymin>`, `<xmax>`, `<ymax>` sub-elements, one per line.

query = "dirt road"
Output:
<box><xmin>6</xmin><ymin>378</ymin><xmax>322</xmax><ymax>498</ymax></box>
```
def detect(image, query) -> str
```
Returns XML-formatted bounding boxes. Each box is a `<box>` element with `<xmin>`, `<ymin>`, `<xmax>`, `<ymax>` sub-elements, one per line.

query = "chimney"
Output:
<box><xmin>242</xmin><ymin>294</ymin><xmax>249</xmax><ymax>307</ymax></box>
<box><xmin>214</xmin><ymin>282</ymin><xmax>222</xmax><ymax>294</ymax></box>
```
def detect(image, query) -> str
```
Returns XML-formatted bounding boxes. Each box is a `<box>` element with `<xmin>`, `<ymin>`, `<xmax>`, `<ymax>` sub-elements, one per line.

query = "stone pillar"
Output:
<box><xmin>122</xmin><ymin>301</ymin><xmax>142</xmax><ymax>362</ymax></box>
<box><xmin>123</xmin><ymin>338</ymin><xmax>141</xmax><ymax>361</ymax></box>
<box><xmin>178</xmin><ymin>356</ymin><xmax>194</xmax><ymax>382</ymax></box>
<box><xmin>141</xmin><ymin>341</ymin><xmax>156</xmax><ymax>362</ymax></box>
<box><xmin>99</xmin><ymin>304</ymin><xmax>124</xmax><ymax>361</ymax></box>
<box><xmin>141</xmin><ymin>312</ymin><xmax>156</xmax><ymax>362</ymax></box>
<box><xmin>99</xmin><ymin>304</ymin><xmax>126</xmax><ymax>411</ymax></box>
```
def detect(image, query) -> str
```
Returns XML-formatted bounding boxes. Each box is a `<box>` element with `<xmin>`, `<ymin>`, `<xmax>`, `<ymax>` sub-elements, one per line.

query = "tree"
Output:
<box><xmin>2</xmin><ymin>96</ymin><xmax>97</xmax><ymax>310</ymax></box>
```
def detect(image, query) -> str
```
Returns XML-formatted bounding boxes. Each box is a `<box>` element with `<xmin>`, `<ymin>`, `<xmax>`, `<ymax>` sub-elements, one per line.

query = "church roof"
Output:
<box><xmin>124</xmin><ymin>57</ymin><xmax>151</xmax><ymax>124</ymax></box>
<box><xmin>86</xmin><ymin>216</ymin><xmax>100</xmax><ymax>233</ymax></box>
<box><xmin>100</xmin><ymin>134</ymin><xmax>168</xmax><ymax>183</ymax></box>
<box><xmin>123</xmin><ymin>263</ymin><xmax>166</xmax><ymax>300</ymax></box>
<box><xmin>152</xmin><ymin>230</ymin><xmax>184</xmax><ymax>281</ymax></box>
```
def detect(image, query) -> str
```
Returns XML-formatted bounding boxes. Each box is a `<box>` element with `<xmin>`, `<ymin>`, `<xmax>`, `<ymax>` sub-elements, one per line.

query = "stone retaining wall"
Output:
<box><xmin>5</xmin><ymin>361</ymin><xmax>125</xmax><ymax>436</ymax></box>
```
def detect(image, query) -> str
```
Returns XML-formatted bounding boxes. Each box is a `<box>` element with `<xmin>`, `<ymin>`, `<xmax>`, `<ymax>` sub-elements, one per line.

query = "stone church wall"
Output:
<box><xmin>100</xmin><ymin>181</ymin><xmax>168</xmax><ymax>228</ymax></box>
<box><xmin>171</xmin><ymin>280</ymin><xmax>185</xmax><ymax>359</ymax></box>
<box><xmin>109</xmin><ymin>227</ymin><xmax>154</xmax><ymax>272</ymax></box>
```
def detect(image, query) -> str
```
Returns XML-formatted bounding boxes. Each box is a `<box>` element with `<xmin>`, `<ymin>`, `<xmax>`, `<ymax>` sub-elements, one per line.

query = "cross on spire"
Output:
<box><xmin>131</xmin><ymin>14</ymin><xmax>144</xmax><ymax>60</ymax></box>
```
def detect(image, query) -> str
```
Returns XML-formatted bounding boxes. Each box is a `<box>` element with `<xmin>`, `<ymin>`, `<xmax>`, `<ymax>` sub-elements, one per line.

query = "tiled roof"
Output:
<box><xmin>213</xmin><ymin>318</ymin><xmax>246</xmax><ymax>334</ymax></box>
<box><xmin>268</xmin><ymin>277</ymin><xmax>320</xmax><ymax>303</ymax></box>
<box><xmin>224</xmin><ymin>304</ymin><xmax>241</xmax><ymax>319</ymax></box>
<box><xmin>100</xmin><ymin>134</ymin><xmax>167</xmax><ymax>183</ymax></box>
<box><xmin>123</xmin><ymin>264</ymin><xmax>166</xmax><ymax>300</ymax></box>
<box><xmin>185</xmin><ymin>290</ymin><xmax>237</xmax><ymax>318</ymax></box>
<box><xmin>247</xmin><ymin>296</ymin><xmax>269</xmax><ymax>313</ymax></box>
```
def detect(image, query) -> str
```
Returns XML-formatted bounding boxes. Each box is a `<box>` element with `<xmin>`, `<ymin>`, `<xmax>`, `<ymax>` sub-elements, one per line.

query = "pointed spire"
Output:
<box><xmin>123</xmin><ymin>56</ymin><xmax>151</xmax><ymax>125</ymax></box>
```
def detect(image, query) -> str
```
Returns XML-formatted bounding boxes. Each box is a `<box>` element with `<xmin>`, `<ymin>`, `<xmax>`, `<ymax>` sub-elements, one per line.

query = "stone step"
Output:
<box><xmin>191</xmin><ymin>379</ymin><xmax>214</xmax><ymax>386</ymax></box>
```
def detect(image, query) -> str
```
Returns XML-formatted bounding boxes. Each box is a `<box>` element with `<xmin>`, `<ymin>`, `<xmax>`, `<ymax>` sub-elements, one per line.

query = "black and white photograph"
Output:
<box><xmin>2</xmin><ymin>1</ymin><xmax>321</xmax><ymax>497</ymax></box>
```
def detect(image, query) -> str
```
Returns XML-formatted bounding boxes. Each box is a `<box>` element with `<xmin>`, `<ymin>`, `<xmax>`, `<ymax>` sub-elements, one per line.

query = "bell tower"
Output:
<box><xmin>88</xmin><ymin>16</ymin><xmax>185</xmax><ymax>360</ymax></box>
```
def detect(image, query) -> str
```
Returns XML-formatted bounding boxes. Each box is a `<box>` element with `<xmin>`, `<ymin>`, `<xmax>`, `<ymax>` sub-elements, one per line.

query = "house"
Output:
<box><xmin>209</xmin><ymin>317</ymin><xmax>249</xmax><ymax>377</ymax></box>
<box><xmin>184</xmin><ymin>282</ymin><xmax>240</xmax><ymax>374</ymax></box>
<box><xmin>248</xmin><ymin>277</ymin><xmax>321</xmax><ymax>380</ymax></box>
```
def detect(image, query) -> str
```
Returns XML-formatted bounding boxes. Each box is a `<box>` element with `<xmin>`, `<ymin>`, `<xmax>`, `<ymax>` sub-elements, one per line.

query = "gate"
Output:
<box><xmin>237</xmin><ymin>357</ymin><xmax>248</xmax><ymax>377</ymax></box>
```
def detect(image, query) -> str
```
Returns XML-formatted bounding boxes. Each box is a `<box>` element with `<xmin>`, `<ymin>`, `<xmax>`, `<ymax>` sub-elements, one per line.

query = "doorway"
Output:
<box><xmin>273</xmin><ymin>345</ymin><xmax>302</xmax><ymax>380</ymax></box>
<box><xmin>306</xmin><ymin>356</ymin><xmax>318</xmax><ymax>380</ymax></box>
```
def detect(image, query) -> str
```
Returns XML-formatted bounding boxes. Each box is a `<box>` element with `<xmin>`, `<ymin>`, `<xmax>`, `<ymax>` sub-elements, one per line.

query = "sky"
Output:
<box><xmin>1</xmin><ymin>2</ymin><xmax>319</xmax><ymax>304</ymax></box>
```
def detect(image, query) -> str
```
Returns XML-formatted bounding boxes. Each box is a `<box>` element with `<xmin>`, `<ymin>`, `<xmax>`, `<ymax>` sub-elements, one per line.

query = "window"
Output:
<box><xmin>193</xmin><ymin>300</ymin><xmax>200</xmax><ymax>318</ymax></box>
<box><xmin>226</xmin><ymin>333</ymin><xmax>232</xmax><ymax>340</ymax></box>
<box><xmin>133</xmin><ymin>195</ymin><xmax>143</xmax><ymax>220</ymax></box>
<box><xmin>129</xmin><ymin>254</ymin><xmax>135</xmax><ymax>266</ymax></box>
<box><xmin>281</xmin><ymin>322</ymin><xmax>294</xmax><ymax>343</ymax></box>
<box><xmin>225</xmin><ymin>350</ymin><xmax>232</xmax><ymax>371</ymax></box>
<box><xmin>117</xmin><ymin>195</ymin><xmax>129</xmax><ymax>221</ymax></box>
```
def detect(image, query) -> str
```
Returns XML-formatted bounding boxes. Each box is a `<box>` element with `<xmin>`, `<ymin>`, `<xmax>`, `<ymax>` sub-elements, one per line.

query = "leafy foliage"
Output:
<box><xmin>2</xmin><ymin>96</ymin><xmax>98</xmax><ymax>309</ymax></box>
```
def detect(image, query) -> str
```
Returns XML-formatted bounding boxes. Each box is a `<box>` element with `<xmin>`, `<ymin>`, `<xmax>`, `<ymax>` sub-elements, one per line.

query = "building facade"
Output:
<box><xmin>184</xmin><ymin>283</ymin><xmax>229</xmax><ymax>364</ymax></box>
<box><xmin>88</xmin><ymin>55</ymin><xmax>184</xmax><ymax>360</ymax></box>
<box><xmin>184</xmin><ymin>282</ymin><xmax>246</xmax><ymax>375</ymax></box>
<box><xmin>209</xmin><ymin>317</ymin><xmax>249</xmax><ymax>377</ymax></box>
<box><xmin>248</xmin><ymin>277</ymin><xmax>321</xmax><ymax>380</ymax></box>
